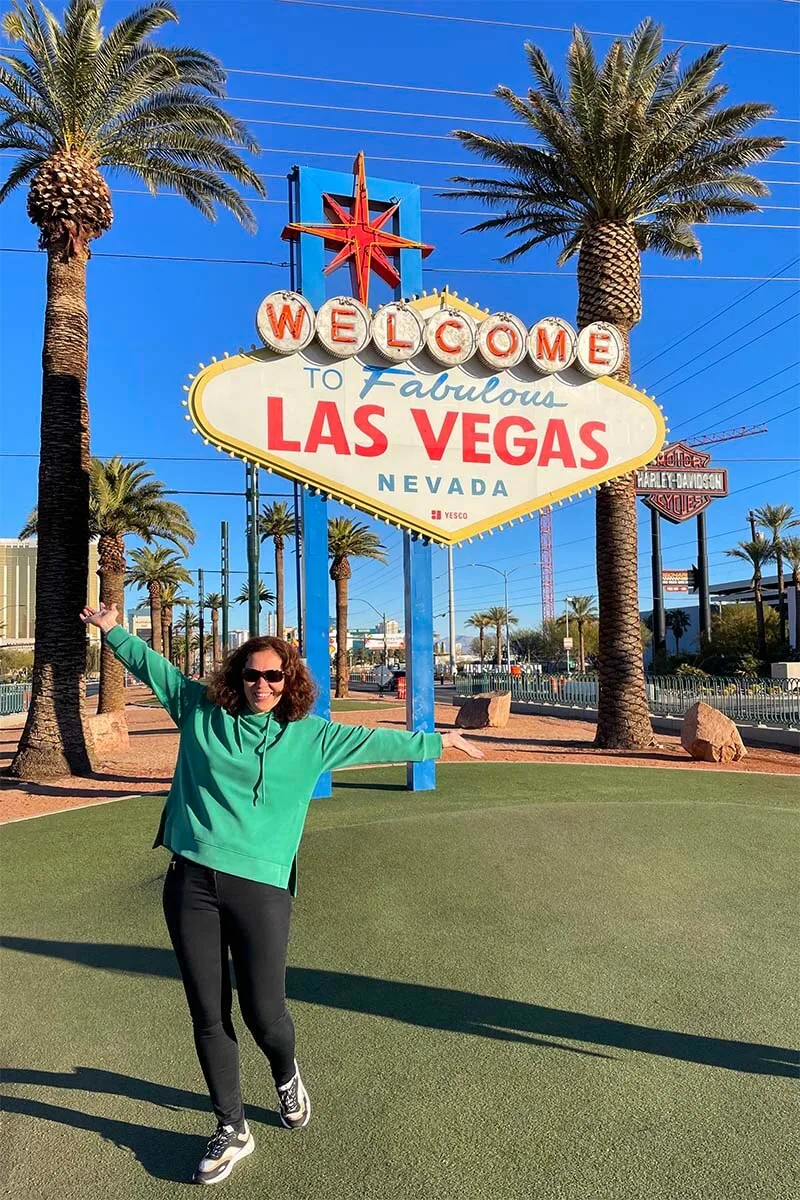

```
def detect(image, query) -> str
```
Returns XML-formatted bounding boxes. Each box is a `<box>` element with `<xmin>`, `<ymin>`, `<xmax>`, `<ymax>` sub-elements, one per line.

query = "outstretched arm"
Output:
<box><xmin>320</xmin><ymin>721</ymin><xmax>484</xmax><ymax>772</ymax></box>
<box><xmin>80</xmin><ymin>604</ymin><xmax>201</xmax><ymax>725</ymax></box>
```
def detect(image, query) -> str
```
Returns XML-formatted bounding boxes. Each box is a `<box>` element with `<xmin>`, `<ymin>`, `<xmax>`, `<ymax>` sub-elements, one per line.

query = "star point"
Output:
<box><xmin>282</xmin><ymin>152</ymin><xmax>434</xmax><ymax>306</ymax></box>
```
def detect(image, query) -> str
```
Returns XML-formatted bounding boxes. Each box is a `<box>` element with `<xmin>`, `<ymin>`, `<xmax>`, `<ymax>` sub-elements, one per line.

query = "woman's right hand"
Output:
<box><xmin>80</xmin><ymin>603</ymin><xmax>120</xmax><ymax>634</ymax></box>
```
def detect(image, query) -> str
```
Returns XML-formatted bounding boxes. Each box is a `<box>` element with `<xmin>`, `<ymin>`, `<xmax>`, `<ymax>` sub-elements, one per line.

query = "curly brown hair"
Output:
<box><xmin>206</xmin><ymin>636</ymin><xmax>318</xmax><ymax>721</ymax></box>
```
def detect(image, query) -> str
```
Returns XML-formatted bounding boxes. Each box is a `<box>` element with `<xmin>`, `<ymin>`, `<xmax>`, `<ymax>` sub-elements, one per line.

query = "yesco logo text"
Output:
<box><xmin>255</xmin><ymin>291</ymin><xmax>625</xmax><ymax>378</ymax></box>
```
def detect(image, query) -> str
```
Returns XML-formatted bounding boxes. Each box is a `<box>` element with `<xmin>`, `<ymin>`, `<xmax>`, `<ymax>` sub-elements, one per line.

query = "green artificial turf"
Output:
<box><xmin>2</xmin><ymin>763</ymin><xmax>798</xmax><ymax>1200</ymax></box>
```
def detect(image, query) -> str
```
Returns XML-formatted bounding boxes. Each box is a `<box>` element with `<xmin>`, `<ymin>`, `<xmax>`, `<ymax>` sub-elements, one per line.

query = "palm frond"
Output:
<box><xmin>446</xmin><ymin>21</ymin><xmax>785</xmax><ymax>267</ymax></box>
<box><xmin>0</xmin><ymin>0</ymin><xmax>263</xmax><ymax>234</ymax></box>
<box><xmin>0</xmin><ymin>147</ymin><xmax>45</xmax><ymax>199</ymax></box>
<box><xmin>523</xmin><ymin>41</ymin><xmax>566</xmax><ymax>113</ymax></box>
<box><xmin>633</xmin><ymin>219</ymin><xmax>702</xmax><ymax>260</ymax></box>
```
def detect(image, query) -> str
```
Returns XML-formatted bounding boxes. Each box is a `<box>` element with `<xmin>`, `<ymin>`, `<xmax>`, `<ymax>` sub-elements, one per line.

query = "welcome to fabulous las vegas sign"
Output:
<box><xmin>185</xmin><ymin>287</ymin><xmax>665</xmax><ymax>547</ymax></box>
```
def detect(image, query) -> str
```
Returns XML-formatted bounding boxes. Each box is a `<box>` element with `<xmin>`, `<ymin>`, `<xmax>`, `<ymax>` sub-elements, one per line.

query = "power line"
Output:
<box><xmin>4</xmin><ymin>246</ymin><xmax>797</xmax><ymax>282</ymax></box>
<box><xmin>224</xmin><ymin>93</ymin><xmax>800</xmax><ymax>134</ymax></box>
<box><xmin>636</xmin><ymin>256</ymin><xmax>800</xmax><ymax>372</ymax></box>
<box><xmin>146</xmin><ymin>113</ymin><xmax>800</xmax><ymax>147</ymax></box>
<box><xmin>657</xmin><ymin>309</ymin><xmax>799</xmax><ymax>397</ymax></box>
<box><xmin>646</xmin><ymin>291</ymin><xmax>800</xmax><ymax>389</ymax></box>
<box><xmin>90</xmin><ymin>187</ymin><xmax>800</xmax><ymax>230</ymax></box>
<box><xmin>248</xmin><ymin>145</ymin><xmax>800</xmax><ymax>172</ymax></box>
<box><xmin>670</xmin><ymin>367</ymin><xmax>799</xmax><ymax>434</ymax></box>
<box><xmin>276</xmin><ymin>2</ymin><xmax>800</xmax><ymax>57</ymax></box>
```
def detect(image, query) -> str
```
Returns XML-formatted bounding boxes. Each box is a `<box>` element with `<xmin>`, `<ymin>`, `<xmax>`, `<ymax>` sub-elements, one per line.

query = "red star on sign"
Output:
<box><xmin>282</xmin><ymin>152</ymin><xmax>434</xmax><ymax>306</ymax></box>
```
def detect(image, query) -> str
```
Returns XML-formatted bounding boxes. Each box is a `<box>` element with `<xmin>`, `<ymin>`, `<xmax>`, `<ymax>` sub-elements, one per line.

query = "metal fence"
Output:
<box><xmin>0</xmin><ymin>683</ymin><xmax>32</xmax><ymax>716</ymax></box>
<box><xmin>460</xmin><ymin>673</ymin><xmax>800</xmax><ymax>728</ymax></box>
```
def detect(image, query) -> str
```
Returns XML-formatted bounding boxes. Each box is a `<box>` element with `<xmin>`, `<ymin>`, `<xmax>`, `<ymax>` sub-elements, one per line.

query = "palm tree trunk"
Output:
<box><xmin>578</xmin><ymin>222</ymin><xmax>653</xmax><ymax>750</ymax></box>
<box><xmin>211</xmin><ymin>609</ymin><xmax>220</xmax><ymax>666</ymax></box>
<box><xmin>275</xmin><ymin>538</ymin><xmax>285</xmax><ymax>639</ymax></box>
<box><xmin>162</xmin><ymin>607</ymin><xmax>172</xmax><ymax>662</ymax></box>
<box><xmin>495</xmin><ymin>624</ymin><xmax>503</xmax><ymax>667</ymax></box>
<box><xmin>149</xmin><ymin>582</ymin><xmax>163</xmax><ymax>655</ymax></box>
<box><xmin>776</xmin><ymin>547</ymin><xmax>786</xmax><ymax>644</ymax></box>
<box><xmin>754</xmin><ymin>574</ymin><xmax>767</xmax><ymax>659</ymax></box>
<box><xmin>334</xmin><ymin>575</ymin><xmax>350</xmax><ymax>698</ymax></box>
<box><xmin>578</xmin><ymin>622</ymin><xmax>586</xmax><ymax>673</ymax></box>
<box><xmin>793</xmin><ymin>569</ymin><xmax>800</xmax><ymax>652</ymax></box>
<box><xmin>479</xmin><ymin>629</ymin><xmax>485</xmax><ymax>668</ymax></box>
<box><xmin>10</xmin><ymin>249</ymin><xmax>97</xmax><ymax>779</ymax></box>
<box><xmin>97</xmin><ymin>534</ymin><xmax>126</xmax><ymax>715</ymax></box>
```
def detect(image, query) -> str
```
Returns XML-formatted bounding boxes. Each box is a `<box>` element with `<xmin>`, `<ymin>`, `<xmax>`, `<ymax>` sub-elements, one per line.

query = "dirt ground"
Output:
<box><xmin>1</xmin><ymin>685</ymin><xmax>797</xmax><ymax>824</ymax></box>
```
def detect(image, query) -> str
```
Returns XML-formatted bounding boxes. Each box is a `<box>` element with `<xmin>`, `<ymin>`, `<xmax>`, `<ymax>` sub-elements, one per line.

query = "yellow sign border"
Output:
<box><xmin>187</xmin><ymin>346</ymin><xmax>666</xmax><ymax>547</ymax></box>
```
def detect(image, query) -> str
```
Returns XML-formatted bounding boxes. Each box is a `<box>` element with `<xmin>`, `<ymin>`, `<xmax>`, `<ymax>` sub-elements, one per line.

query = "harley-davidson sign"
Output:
<box><xmin>186</xmin><ymin>290</ymin><xmax>666</xmax><ymax>546</ymax></box>
<box><xmin>635</xmin><ymin>442</ymin><xmax>728</xmax><ymax>523</ymax></box>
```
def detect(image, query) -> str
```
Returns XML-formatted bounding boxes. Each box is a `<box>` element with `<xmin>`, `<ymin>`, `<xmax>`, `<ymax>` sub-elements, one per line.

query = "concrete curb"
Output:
<box><xmin>452</xmin><ymin>694</ymin><xmax>800</xmax><ymax>752</ymax></box>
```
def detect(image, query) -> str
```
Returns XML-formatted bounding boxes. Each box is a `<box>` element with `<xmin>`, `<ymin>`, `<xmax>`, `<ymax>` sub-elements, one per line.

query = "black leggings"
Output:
<box><xmin>162</xmin><ymin>854</ymin><xmax>296</xmax><ymax>1126</ymax></box>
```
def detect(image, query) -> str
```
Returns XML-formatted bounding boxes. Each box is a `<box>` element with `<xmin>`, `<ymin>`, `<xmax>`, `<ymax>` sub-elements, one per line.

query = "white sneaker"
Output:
<box><xmin>193</xmin><ymin>1120</ymin><xmax>254</xmax><ymax>1185</ymax></box>
<box><xmin>277</xmin><ymin>1062</ymin><xmax>312</xmax><ymax>1130</ymax></box>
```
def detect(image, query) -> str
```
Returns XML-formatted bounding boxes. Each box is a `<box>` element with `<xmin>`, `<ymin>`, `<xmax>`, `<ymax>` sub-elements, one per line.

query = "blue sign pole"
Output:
<box><xmin>290</xmin><ymin>161</ymin><xmax>435</xmax><ymax>795</ymax></box>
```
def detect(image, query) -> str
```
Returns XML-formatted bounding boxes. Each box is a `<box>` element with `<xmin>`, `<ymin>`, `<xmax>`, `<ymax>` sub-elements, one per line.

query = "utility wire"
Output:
<box><xmin>87</xmin><ymin>188</ymin><xmax>800</xmax><ymax>230</ymax></box>
<box><xmin>646</xmin><ymin>290</ymin><xmax>800</xmax><ymax>389</ymax></box>
<box><xmin>275</xmin><ymin>2</ymin><xmax>800</xmax><ymax>57</ymax></box>
<box><xmin>248</xmin><ymin>145</ymin><xmax>800</xmax><ymax>172</ymax></box>
<box><xmin>636</xmin><ymin>256</ymin><xmax>800</xmax><ymax>372</ymax></box>
<box><xmin>143</xmin><ymin>113</ymin><xmax>800</xmax><ymax>146</ymax></box>
<box><xmin>223</xmin><ymin>93</ymin><xmax>800</xmax><ymax>132</ymax></box>
<box><xmin>4</xmin><ymin>246</ymin><xmax>796</xmax><ymax>282</ymax></box>
<box><xmin>669</xmin><ymin>365</ymin><xmax>799</xmax><ymax>434</ymax></box>
<box><xmin>657</xmin><ymin>309</ymin><xmax>800</xmax><ymax>398</ymax></box>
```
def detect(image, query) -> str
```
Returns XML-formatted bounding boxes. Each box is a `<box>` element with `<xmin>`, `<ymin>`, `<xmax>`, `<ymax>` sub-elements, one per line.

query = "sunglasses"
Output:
<box><xmin>242</xmin><ymin>668</ymin><xmax>285</xmax><ymax>684</ymax></box>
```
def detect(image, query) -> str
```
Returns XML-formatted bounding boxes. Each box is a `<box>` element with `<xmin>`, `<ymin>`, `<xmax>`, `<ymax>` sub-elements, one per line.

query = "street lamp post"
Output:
<box><xmin>564</xmin><ymin>596</ymin><xmax>572</xmax><ymax>675</ymax></box>
<box><xmin>465</xmin><ymin>563</ymin><xmax>523</xmax><ymax>675</ymax></box>
<box><xmin>351</xmin><ymin>597</ymin><xmax>389</xmax><ymax>667</ymax></box>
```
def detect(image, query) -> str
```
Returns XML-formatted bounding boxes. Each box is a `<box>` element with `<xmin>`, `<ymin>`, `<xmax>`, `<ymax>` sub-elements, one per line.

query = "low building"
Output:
<box><xmin>0</xmin><ymin>538</ymin><xmax>100</xmax><ymax>649</ymax></box>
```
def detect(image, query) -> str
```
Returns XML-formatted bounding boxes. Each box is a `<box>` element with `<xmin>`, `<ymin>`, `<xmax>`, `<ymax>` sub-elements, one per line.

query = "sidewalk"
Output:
<box><xmin>1</xmin><ymin>686</ymin><xmax>797</xmax><ymax>823</ymax></box>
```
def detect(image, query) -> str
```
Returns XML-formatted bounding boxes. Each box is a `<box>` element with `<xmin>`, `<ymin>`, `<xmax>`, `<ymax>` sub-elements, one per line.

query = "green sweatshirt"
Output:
<box><xmin>106</xmin><ymin>626</ymin><xmax>441</xmax><ymax>891</ymax></box>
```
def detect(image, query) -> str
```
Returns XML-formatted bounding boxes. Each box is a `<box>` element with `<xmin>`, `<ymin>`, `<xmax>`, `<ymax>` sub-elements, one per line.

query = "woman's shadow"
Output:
<box><xmin>1</xmin><ymin>1067</ymin><xmax>281</xmax><ymax>1184</ymax></box>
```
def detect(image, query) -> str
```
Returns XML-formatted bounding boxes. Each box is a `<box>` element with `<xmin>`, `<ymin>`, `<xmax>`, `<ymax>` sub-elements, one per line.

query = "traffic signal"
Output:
<box><xmin>689</xmin><ymin>565</ymin><xmax>700</xmax><ymax>593</ymax></box>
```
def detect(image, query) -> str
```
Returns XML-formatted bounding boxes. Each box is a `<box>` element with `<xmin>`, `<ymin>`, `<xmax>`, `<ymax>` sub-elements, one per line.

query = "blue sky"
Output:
<box><xmin>1</xmin><ymin>0</ymin><xmax>798</xmax><ymax>641</ymax></box>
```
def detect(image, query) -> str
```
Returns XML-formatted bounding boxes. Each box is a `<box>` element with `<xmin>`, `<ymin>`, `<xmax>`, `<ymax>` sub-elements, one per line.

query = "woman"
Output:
<box><xmin>80</xmin><ymin>603</ymin><xmax>482</xmax><ymax>1185</ymax></box>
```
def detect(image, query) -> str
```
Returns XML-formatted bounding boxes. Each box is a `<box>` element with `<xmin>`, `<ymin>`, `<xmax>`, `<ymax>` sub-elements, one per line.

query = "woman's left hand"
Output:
<box><xmin>441</xmin><ymin>730</ymin><xmax>485</xmax><ymax>759</ymax></box>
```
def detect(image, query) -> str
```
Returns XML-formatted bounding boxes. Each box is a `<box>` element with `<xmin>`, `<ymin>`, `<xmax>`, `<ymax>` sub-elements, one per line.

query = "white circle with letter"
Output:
<box><xmin>477</xmin><ymin>312</ymin><xmax>527</xmax><ymax>370</ymax></box>
<box><xmin>371</xmin><ymin>302</ymin><xmax>425</xmax><ymax>362</ymax></box>
<box><xmin>527</xmin><ymin>318</ymin><xmax>578</xmax><ymax>374</ymax></box>
<box><xmin>576</xmin><ymin>322</ymin><xmax>625</xmax><ymax>377</ymax></box>
<box><xmin>316</xmin><ymin>297</ymin><xmax>372</xmax><ymax>358</ymax></box>
<box><xmin>425</xmin><ymin>308</ymin><xmax>477</xmax><ymax>366</ymax></box>
<box><xmin>256</xmin><ymin>291</ymin><xmax>315</xmax><ymax>354</ymax></box>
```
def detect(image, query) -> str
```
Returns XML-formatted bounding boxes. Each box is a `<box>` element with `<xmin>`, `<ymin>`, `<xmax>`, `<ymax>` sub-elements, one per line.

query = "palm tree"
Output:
<box><xmin>754</xmin><ymin>504</ymin><xmax>798</xmax><ymax>644</ymax></box>
<box><xmin>2</xmin><ymin>0</ymin><xmax>264</xmax><ymax>780</ymax></box>
<box><xmin>258</xmin><ymin>501</ymin><xmax>295</xmax><ymax>639</ymax></box>
<box><xmin>665</xmin><ymin>607</ymin><xmax>691</xmax><ymax>656</ymax></box>
<box><xmin>328</xmin><ymin>518</ymin><xmax>387</xmax><ymax>698</ymax></box>
<box><xmin>202</xmin><ymin>592</ymin><xmax>223</xmax><ymax>667</ymax></box>
<box><xmin>466</xmin><ymin>611</ymin><xmax>492</xmax><ymax>669</ymax></box>
<box><xmin>725</xmin><ymin>536</ymin><xmax>777</xmax><ymax>660</ymax></box>
<box><xmin>173</xmin><ymin>604</ymin><xmax>198</xmax><ymax>675</ymax></box>
<box><xmin>483</xmin><ymin>605</ymin><xmax>519</xmax><ymax>668</ymax></box>
<box><xmin>17</xmin><ymin>457</ymin><xmax>194</xmax><ymax>717</ymax></box>
<box><xmin>567</xmin><ymin>595</ymin><xmax>598</xmax><ymax>672</ymax></box>
<box><xmin>444</xmin><ymin>21</ymin><xmax>783</xmax><ymax>748</ymax></box>
<box><xmin>780</xmin><ymin>536</ymin><xmax>800</xmax><ymax>653</ymax></box>
<box><xmin>234</xmin><ymin>580</ymin><xmax>275</xmax><ymax>624</ymax></box>
<box><xmin>161</xmin><ymin>583</ymin><xmax>192</xmax><ymax>665</ymax></box>
<box><xmin>127</xmin><ymin>546</ymin><xmax>193</xmax><ymax>656</ymax></box>
<box><xmin>91</xmin><ymin>458</ymin><xmax>193</xmax><ymax>715</ymax></box>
